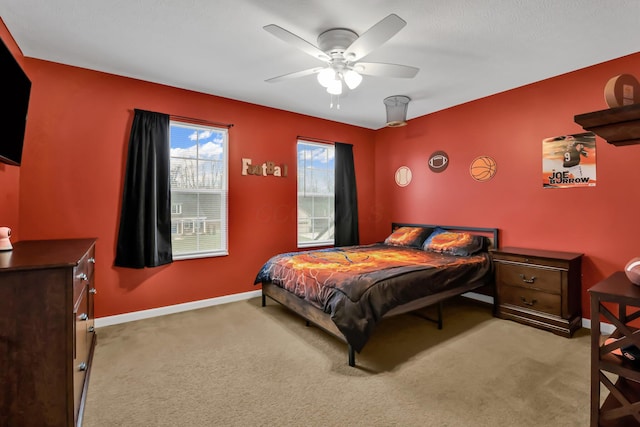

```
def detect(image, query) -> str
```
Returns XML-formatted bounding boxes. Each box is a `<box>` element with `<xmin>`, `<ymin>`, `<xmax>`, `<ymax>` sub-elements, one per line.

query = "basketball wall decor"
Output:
<box><xmin>428</xmin><ymin>151</ymin><xmax>449</xmax><ymax>173</ymax></box>
<box><xmin>394</xmin><ymin>166</ymin><xmax>412</xmax><ymax>187</ymax></box>
<box><xmin>469</xmin><ymin>156</ymin><xmax>497</xmax><ymax>182</ymax></box>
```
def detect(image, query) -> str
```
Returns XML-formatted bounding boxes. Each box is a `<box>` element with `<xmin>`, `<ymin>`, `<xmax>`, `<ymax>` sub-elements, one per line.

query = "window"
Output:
<box><xmin>297</xmin><ymin>140</ymin><xmax>335</xmax><ymax>247</ymax></box>
<box><xmin>170</xmin><ymin>121</ymin><xmax>228</xmax><ymax>259</ymax></box>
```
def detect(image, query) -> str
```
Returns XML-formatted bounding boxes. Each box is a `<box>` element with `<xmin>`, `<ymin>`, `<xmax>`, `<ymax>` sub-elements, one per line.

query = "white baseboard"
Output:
<box><xmin>95</xmin><ymin>288</ymin><xmax>616</xmax><ymax>335</ymax></box>
<box><xmin>94</xmin><ymin>289</ymin><xmax>262</xmax><ymax>328</ymax></box>
<box><xmin>582</xmin><ymin>317</ymin><xmax>616</xmax><ymax>334</ymax></box>
<box><xmin>461</xmin><ymin>292</ymin><xmax>616</xmax><ymax>334</ymax></box>
<box><xmin>462</xmin><ymin>291</ymin><xmax>493</xmax><ymax>305</ymax></box>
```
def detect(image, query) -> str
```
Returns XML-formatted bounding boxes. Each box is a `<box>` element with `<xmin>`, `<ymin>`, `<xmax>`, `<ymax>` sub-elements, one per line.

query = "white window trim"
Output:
<box><xmin>297</xmin><ymin>140</ymin><xmax>334</xmax><ymax>248</ymax></box>
<box><xmin>170</xmin><ymin>121</ymin><xmax>229</xmax><ymax>260</ymax></box>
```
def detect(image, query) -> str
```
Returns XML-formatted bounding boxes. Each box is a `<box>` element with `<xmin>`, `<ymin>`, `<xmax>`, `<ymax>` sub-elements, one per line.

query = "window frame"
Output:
<box><xmin>169</xmin><ymin>120</ymin><xmax>229</xmax><ymax>260</ymax></box>
<box><xmin>297</xmin><ymin>139</ymin><xmax>335</xmax><ymax>248</ymax></box>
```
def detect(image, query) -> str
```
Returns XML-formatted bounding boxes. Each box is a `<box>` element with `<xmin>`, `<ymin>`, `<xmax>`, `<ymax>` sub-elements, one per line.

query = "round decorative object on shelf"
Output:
<box><xmin>604</xmin><ymin>74</ymin><xmax>640</xmax><ymax>108</ymax></box>
<box><xmin>625</xmin><ymin>257</ymin><xmax>640</xmax><ymax>285</ymax></box>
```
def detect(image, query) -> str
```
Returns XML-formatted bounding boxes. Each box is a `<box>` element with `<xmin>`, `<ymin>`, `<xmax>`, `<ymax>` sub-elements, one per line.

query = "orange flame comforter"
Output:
<box><xmin>254</xmin><ymin>243</ymin><xmax>492</xmax><ymax>352</ymax></box>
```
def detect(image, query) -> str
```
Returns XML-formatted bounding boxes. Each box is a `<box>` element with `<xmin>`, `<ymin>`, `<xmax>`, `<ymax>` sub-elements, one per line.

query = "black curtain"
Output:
<box><xmin>114</xmin><ymin>109</ymin><xmax>173</xmax><ymax>268</ymax></box>
<box><xmin>334</xmin><ymin>142</ymin><xmax>359</xmax><ymax>246</ymax></box>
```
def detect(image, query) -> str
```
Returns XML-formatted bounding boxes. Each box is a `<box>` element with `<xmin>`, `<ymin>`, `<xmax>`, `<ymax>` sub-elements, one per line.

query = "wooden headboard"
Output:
<box><xmin>391</xmin><ymin>222</ymin><xmax>500</xmax><ymax>250</ymax></box>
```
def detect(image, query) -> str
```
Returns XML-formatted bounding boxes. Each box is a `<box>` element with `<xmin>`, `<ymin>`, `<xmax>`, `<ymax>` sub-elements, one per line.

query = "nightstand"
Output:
<box><xmin>492</xmin><ymin>247</ymin><xmax>583</xmax><ymax>337</ymax></box>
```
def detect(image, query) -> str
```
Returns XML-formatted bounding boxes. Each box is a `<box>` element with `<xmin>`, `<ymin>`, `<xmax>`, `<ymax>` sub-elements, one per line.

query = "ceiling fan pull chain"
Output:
<box><xmin>329</xmin><ymin>94</ymin><xmax>341</xmax><ymax>110</ymax></box>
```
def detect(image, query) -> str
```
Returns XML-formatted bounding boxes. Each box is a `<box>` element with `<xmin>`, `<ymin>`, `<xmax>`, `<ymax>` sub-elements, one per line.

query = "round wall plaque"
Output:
<box><xmin>428</xmin><ymin>151</ymin><xmax>449</xmax><ymax>173</ymax></box>
<box><xmin>394</xmin><ymin>166</ymin><xmax>412</xmax><ymax>187</ymax></box>
<box><xmin>469</xmin><ymin>156</ymin><xmax>497</xmax><ymax>182</ymax></box>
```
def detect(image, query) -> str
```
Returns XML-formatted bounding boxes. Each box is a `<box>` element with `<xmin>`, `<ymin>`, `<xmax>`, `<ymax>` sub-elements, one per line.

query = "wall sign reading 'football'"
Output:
<box><xmin>394</xmin><ymin>166</ymin><xmax>412</xmax><ymax>187</ymax></box>
<box><xmin>469</xmin><ymin>156</ymin><xmax>497</xmax><ymax>182</ymax></box>
<box><xmin>428</xmin><ymin>151</ymin><xmax>449</xmax><ymax>173</ymax></box>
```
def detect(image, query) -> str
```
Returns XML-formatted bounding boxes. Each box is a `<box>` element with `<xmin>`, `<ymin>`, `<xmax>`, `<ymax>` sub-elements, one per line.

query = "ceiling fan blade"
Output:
<box><xmin>343</xmin><ymin>14</ymin><xmax>406</xmax><ymax>62</ymax></box>
<box><xmin>265</xmin><ymin>67</ymin><xmax>324</xmax><ymax>83</ymax></box>
<box><xmin>355</xmin><ymin>62</ymin><xmax>419</xmax><ymax>78</ymax></box>
<box><xmin>264</xmin><ymin>24</ymin><xmax>330</xmax><ymax>62</ymax></box>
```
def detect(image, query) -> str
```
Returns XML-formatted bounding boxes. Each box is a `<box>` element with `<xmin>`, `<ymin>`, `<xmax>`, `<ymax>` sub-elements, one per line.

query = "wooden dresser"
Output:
<box><xmin>0</xmin><ymin>238</ymin><xmax>97</xmax><ymax>427</ymax></box>
<box><xmin>492</xmin><ymin>247</ymin><xmax>582</xmax><ymax>337</ymax></box>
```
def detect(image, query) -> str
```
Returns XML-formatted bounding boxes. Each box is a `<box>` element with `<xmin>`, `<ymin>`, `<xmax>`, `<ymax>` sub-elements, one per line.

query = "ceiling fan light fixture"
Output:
<box><xmin>327</xmin><ymin>79</ymin><xmax>343</xmax><ymax>95</ymax></box>
<box><xmin>343</xmin><ymin>69</ymin><xmax>363</xmax><ymax>90</ymax></box>
<box><xmin>384</xmin><ymin>95</ymin><xmax>411</xmax><ymax>127</ymax></box>
<box><xmin>317</xmin><ymin>68</ymin><xmax>336</xmax><ymax>88</ymax></box>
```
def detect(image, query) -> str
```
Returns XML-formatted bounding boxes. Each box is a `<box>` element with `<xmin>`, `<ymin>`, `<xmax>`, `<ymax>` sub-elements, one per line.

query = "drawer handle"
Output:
<box><xmin>77</xmin><ymin>273</ymin><xmax>88</xmax><ymax>281</ymax></box>
<box><xmin>89</xmin><ymin>287</ymin><xmax>97</xmax><ymax>294</ymax></box>
<box><xmin>88</xmin><ymin>326</ymin><xmax>95</xmax><ymax>333</ymax></box>
<box><xmin>79</xmin><ymin>313</ymin><xmax>88</xmax><ymax>321</ymax></box>
<box><xmin>78</xmin><ymin>362</ymin><xmax>87</xmax><ymax>371</ymax></box>
<box><xmin>519</xmin><ymin>274</ymin><xmax>536</xmax><ymax>284</ymax></box>
<box><xmin>520</xmin><ymin>296</ymin><xmax>537</xmax><ymax>306</ymax></box>
<box><xmin>88</xmin><ymin>257</ymin><xmax>96</xmax><ymax>264</ymax></box>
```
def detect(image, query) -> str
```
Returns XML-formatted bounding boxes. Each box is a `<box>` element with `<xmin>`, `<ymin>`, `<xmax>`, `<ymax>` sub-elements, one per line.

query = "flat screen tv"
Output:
<box><xmin>0</xmin><ymin>37</ymin><xmax>31</xmax><ymax>166</ymax></box>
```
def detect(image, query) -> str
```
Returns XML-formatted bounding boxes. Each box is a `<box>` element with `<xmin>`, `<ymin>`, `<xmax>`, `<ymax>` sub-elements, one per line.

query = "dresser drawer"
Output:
<box><xmin>497</xmin><ymin>262</ymin><xmax>563</xmax><ymax>294</ymax></box>
<box><xmin>73</xmin><ymin>246</ymin><xmax>95</xmax><ymax>304</ymax></box>
<box><xmin>73</xmin><ymin>286</ymin><xmax>90</xmax><ymax>418</ymax></box>
<box><xmin>500</xmin><ymin>284</ymin><xmax>562</xmax><ymax>317</ymax></box>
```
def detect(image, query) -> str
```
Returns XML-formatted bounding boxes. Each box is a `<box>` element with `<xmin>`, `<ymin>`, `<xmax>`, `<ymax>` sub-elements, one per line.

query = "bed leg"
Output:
<box><xmin>261</xmin><ymin>294</ymin><xmax>266</xmax><ymax>307</ymax></box>
<box><xmin>437</xmin><ymin>301</ymin><xmax>443</xmax><ymax>329</ymax></box>
<box><xmin>348</xmin><ymin>345</ymin><xmax>355</xmax><ymax>367</ymax></box>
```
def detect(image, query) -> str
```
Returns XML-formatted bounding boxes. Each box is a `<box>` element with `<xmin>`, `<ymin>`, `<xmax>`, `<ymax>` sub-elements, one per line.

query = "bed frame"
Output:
<box><xmin>260</xmin><ymin>223</ymin><xmax>500</xmax><ymax>367</ymax></box>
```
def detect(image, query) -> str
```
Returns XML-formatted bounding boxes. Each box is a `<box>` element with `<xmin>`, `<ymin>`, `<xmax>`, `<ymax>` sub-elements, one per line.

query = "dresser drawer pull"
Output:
<box><xmin>89</xmin><ymin>287</ymin><xmax>97</xmax><ymax>294</ymax></box>
<box><xmin>79</xmin><ymin>313</ymin><xmax>88</xmax><ymax>321</ymax></box>
<box><xmin>520</xmin><ymin>296</ymin><xmax>537</xmax><ymax>306</ymax></box>
<box><xmin>77</xmin><ymin>273</ymin><xmax>88</xmax><ymax>281</ymax></box>
<box><xmin>89</xmin><ymin>257</ymin><xmax>96</xmax><ymax>264</ymax></box>
<box><xmin>78</xmin><ymin>362</ymin><xmax>87</xmax><ymax>371</ymax></box>
<box><xmin>519</xmin><ymin>274</ymin><xmax>536</xmax><ymax>284</ymax></box>
<box><xmin>88</xmin><ymin>326</ymin><xmax>95</xmax><ymax>333</ymax></box>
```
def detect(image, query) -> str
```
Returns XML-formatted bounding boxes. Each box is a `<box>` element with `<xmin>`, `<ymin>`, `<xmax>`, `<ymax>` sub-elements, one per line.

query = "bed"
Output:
<box><xmin>254</xmin><ymin>223</ymin><xmax>499</xmax><ymax>366</ymax></box>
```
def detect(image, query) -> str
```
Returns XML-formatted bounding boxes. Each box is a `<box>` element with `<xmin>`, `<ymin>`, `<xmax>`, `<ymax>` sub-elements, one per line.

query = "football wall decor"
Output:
<box><xmin>428</xmin><ymin>151</ymin><xmax>449</xmax><ymax>173</ymax></box>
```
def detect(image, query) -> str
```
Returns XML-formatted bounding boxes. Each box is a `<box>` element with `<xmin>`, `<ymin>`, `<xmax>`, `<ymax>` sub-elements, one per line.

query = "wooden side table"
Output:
<box><xmin>492</xmin><ymin>247</ymin><xmax>582</xmax><ymax>337</ymax></box>
<box><xmin>589</xmin><ymin>272</ymin><xmax>640</xmax><ymax>426</ymax></box>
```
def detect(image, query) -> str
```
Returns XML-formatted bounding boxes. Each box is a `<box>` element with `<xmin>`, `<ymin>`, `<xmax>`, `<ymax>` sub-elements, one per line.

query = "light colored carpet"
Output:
<box><xmin>82</xmin><ymin>296</ymin><xmax>590</xmax><ymax>426</ymax></box>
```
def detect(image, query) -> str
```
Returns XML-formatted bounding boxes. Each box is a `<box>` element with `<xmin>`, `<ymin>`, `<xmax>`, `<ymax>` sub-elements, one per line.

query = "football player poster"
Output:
<box><xmin>542</xmin><ymin>132</ymin><xmax>596</xmax><ymax>188</ymax></box>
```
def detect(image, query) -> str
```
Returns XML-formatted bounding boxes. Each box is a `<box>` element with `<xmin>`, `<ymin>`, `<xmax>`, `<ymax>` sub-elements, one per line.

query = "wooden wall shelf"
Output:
<box><xmin>574</xmin><ymin>103</ymin><xmax>640</xmax><ymax>146</ymax></box>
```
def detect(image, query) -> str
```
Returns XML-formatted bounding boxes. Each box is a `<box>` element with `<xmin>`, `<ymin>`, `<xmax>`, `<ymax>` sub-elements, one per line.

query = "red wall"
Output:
<box><xmin>374</xmin><ymin>52</ymin><xmax>640</xmax><ymax>317</ymax></box>
<box><xmin>0</xmin><ymin>23</ymin><xmax>377</xmax><ymax>318</ymax></box>
<box><xmin>2</xmin><ymin>17</ymin><xmax>639</xmax><ymax>320</ymax></box>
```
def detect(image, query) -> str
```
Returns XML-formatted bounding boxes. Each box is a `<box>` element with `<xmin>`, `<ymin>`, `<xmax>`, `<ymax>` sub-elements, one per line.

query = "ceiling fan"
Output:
<box><xmin>263</xmin><ymin>14</ymin><xmax>419</xmax><ymax>99</ymax></box>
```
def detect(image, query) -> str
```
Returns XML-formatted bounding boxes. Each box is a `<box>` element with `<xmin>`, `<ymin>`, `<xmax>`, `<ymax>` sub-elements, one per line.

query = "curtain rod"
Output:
<box><xmin>297</xmin><ymin>136</ymin><xmax>335</xmax><ymax>144</ymax></box>
<box><xmin>132</xmin><ymin>109</ymin><xmax>233</xmax><ymax>128</ymax></box>
<box><xmin>170</xmin><ymin>114</ymin><xmax>234</xmax><ymax>129</ymax></box>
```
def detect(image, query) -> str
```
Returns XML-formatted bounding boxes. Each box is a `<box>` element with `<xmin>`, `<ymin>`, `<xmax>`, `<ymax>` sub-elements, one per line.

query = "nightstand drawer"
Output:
<box><xmin>497</xmin><ymin>263</ymin><xmax>562</xmax><ymax>294</ymax></box>
<box><xmin>500</xmin><ymin>285</ymin><xmax>561</xmax><ymax>316</ymax></box>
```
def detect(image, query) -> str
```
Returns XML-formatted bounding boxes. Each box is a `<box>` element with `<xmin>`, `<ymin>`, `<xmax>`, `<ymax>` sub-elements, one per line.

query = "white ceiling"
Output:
<box><xmin>2</xmin><ymin>0</ymin><xmax>639</xmax><ymax>130</ymax></box>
